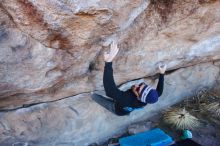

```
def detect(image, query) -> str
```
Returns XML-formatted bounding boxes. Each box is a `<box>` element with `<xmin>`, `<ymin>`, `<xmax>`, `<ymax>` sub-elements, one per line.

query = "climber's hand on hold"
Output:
<box><xmin>159</xmin><ymin>63</ymin><xmax>167</xmax><ymax>74</ymax></box>
<box><xmin>104</xmin><ymin>41</ymin><xmax>119</xmax><ymax>62</ymax></box>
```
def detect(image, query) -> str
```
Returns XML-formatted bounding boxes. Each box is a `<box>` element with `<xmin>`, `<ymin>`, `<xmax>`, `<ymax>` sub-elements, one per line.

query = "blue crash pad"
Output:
<box><xmin>119</xmin><ymin>128</ymin><xmax>173</xmax><ymax>146</ymax></box>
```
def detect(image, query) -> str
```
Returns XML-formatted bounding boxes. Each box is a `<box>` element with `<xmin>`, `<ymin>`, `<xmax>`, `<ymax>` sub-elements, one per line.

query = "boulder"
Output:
<box><xmin>0</xmin><ymin>0</ymin><xmax>220</xmax><ymax>109</ymax></box>
<box><xmin>0</xmin><ymin>62</ymin><xmax>219</xmax><ymax>145</ymax></box>
<box><xmin>0</xmin><ymin>0</ymin><xmax>220</xmax><ymax>145</ymax></box>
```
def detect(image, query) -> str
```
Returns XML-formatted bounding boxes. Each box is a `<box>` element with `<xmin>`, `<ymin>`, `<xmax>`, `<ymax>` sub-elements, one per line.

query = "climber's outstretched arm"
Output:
<box><xmin>104</xmin><ymin>62</ymin><xmax>123</xmax><ymax>99</ymax></box>
<box><xmin>156</xmin><ymin>64</ymin><xmax>166</xmax><ymax>97</ymax></box>
<box><xmin>103</xmin><ymin>41</ymin><xmax>123</xmax><ymax>99</ymax></box>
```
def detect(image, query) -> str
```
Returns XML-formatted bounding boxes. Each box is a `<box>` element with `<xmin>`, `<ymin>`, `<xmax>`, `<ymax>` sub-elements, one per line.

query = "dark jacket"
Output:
<box><xmin>103</xmin><ymin>62</ymin><xmax>164</xmax><ymax>116</ymax></box>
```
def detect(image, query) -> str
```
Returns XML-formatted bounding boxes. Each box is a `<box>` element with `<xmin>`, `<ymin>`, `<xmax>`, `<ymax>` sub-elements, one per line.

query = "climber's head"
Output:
<box><xmin>131</xmin><ymin>82</ymin><xmax>158</xmax><ymax>104</ymax></box>
<box><xmin>131</xmin><ymin>82</ymin><xmax>145</xmax><ymax>97</ymax></box>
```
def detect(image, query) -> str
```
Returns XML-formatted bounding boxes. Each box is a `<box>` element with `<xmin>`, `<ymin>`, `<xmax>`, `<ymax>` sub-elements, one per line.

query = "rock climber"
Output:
<box><xmin>103</xmin><ymin>41</ymin><xmax>167</xmax><ymax>116</ymax></box>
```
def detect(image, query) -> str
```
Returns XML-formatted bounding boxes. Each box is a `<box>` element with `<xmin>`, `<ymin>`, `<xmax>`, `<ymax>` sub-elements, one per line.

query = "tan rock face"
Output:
<box><xmin>1</xmin><ymin>0</ymin><xmax>220</xmax><ymax>110</ymax></box>
<box><xmin>0</xmin><ymin>0</ymin><xmax>220</xmax><ymax>144</ymax></box>
<box><xmin>0</xmin><ymin>0</ymin><xmax>220</xmax><ymax>109</ymax></box>
<box><xmin>0</xmin><ymin>62</ymin><xmax>219</xmax><ymax>145</ymax></box>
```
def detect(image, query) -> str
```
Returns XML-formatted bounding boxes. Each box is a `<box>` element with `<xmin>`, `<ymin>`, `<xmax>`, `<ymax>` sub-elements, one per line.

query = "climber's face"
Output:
<box><xmin>131</xmin><ymin>82</ymin><xmax>145</xmax><ymax>97</ymax></box>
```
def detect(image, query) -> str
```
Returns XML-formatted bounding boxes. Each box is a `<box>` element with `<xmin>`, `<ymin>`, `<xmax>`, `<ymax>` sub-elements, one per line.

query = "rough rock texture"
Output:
<box><xmin>0</xmin><ymin>0</ymin><xmax>220</xmax><ymax>145</ymax></box>
<box><xmin>0</xmin><ymin>62</ymin><xmax>219</xmax><ymax>146</ymax></box>
<box><xmin>0</xmin><ymin>0</ymin><xmax>220</xmax><ymax>109</ymax></box>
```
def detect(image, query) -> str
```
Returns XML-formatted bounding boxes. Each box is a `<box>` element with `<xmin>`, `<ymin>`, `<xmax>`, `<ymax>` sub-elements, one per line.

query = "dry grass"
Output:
<box><xmin>204</xmin><ymin>102</ymin><xmax>220</xmax><ymax>118</ymax></box>
<box><xmin>163</xmin><ymin>108</ymin><xmax>200</xmax><ymax>130</ymax></box>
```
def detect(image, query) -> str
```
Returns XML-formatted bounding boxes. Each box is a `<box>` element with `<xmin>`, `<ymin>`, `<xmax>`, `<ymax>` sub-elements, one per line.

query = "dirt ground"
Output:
<box><xmin>99</xmin><ymin>89</ymin><xmax>220</xmax><ymax>146</ymax></box>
